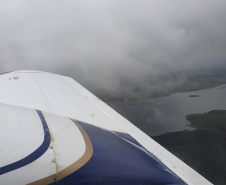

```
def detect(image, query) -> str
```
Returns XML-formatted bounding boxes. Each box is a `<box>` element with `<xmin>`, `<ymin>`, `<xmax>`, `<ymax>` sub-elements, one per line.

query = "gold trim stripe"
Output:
<box><xmin>28</xmin><ymin>119</ymin><xmax>93</xmax><ymax>185</ymax></box>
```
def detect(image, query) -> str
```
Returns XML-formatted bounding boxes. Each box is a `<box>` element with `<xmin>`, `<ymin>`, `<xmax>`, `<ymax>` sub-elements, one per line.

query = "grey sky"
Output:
<box><xmin>0</xmin><ymin>0</ymin><xmax>226</xmax><ymax>96</ymax></box>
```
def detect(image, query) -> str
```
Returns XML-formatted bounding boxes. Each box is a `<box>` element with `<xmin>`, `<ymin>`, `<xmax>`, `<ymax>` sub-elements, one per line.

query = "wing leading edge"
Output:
<box><xmin>0</xmin><ymin>70</ymin><xmax>212</xmax><ymax>184</ymax></box>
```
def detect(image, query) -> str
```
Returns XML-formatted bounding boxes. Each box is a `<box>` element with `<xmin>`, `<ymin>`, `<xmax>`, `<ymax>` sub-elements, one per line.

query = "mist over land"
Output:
<box><xmin>0</xmin><ymin>0</ymin><xmax>226</xmax><ymax>99</ymax></box>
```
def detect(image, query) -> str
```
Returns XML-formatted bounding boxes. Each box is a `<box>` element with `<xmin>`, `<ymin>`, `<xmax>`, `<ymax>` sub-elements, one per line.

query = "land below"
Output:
<box><xmin>104</xmin><ymin>67</ymin><xmax>226</xmax><ymax>184</ymax></box>
<box><xmin>153</xmin><ymin>110</ymin><xmax>226</xmax><ymax>185</ymax></box>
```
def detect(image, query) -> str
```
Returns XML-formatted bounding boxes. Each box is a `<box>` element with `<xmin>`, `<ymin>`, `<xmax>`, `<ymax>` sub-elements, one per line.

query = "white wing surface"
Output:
<box><xmin>0</xmin><ymin>71</ymin><xmax>212</xmax><ymax>184</ymax></box>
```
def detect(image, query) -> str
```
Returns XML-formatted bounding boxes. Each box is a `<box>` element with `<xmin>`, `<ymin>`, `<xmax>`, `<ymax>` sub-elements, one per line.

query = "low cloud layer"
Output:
<box><xmin>0</xmin><ymin>0</ymin><xmax>226</xmax><ymax>96</ymax></box>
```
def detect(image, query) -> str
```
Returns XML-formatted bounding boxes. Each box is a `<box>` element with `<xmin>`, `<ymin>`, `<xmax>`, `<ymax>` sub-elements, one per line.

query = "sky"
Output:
<box><xmin>0</xmin><ymin>0</ymin><xmax>226</xmax><ymax>97</ymax></box>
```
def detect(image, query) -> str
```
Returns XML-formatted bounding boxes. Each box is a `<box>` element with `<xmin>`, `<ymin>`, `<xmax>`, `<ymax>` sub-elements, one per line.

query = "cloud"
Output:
<box><xmin>0</xmin><ymin>0</ymin><xmax>226</xmax><ymax>96</ymax></box>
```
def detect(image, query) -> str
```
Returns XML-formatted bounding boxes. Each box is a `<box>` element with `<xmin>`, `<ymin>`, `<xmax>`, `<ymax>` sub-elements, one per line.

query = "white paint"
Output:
<box><xmin>0</xmin><ymin>104</ymin><xmax>87</xmax><ymax>184</ymax></box>
<box><xmin>0</xmin><ymin>71</ymin><xmax>124</xmax><ymax>132</ymax></box>
<box><xmin>0</xmin><ymin>104</ymin><xmax>43</xmax><ymax>167</ymax></box>
<box><xmin>0</xmin><ymin>71</ymin><xmax>212</xmax><ymax>185</ymax></box>
<box><xmin>0</xmin><ymin>104</ymin><xmax>56</xmax><ymax>185</ymax></box>
<box><xmin>43</xmin><ymin>112</ymin><xmax>86</xmax><ymax>172</ymax></box>
<box><xmin>0</xmin><ymin>146</ymin><xmax>56</xmax><ymax>185</ymax></box>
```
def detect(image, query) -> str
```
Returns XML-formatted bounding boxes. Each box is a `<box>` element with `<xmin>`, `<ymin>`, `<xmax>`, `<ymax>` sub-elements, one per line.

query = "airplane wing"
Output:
<box><xmin>0</xmin><ymin>70</ymin><xmax>212</xmax><ymax>184</ymax></box>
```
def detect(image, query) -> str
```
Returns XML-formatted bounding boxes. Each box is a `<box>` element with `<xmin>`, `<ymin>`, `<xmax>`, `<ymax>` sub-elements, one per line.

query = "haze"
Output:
<box><xmin>0</xmin><ymin>0</ymin><xmax>226</xmax><ymax>97</ymax></box>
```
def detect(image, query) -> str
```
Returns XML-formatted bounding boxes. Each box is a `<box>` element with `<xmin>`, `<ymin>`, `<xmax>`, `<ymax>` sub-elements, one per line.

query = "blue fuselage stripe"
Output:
<box><xmin>0</xmin><ymin>110</ymin><xmax>51</xmax><ymax>175</ymax></box>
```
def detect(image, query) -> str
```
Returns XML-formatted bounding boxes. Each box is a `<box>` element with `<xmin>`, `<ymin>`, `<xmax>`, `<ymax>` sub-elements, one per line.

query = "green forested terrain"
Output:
<box><xmin>153</xmin><ymin>110</ymin><xmax>226</xmax><ymax>185</ymax></box>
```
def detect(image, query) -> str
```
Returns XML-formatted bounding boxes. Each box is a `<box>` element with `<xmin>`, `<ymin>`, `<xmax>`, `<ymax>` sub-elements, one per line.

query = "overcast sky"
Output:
<box><xmin>0</xmin><ymin>0</ymin><xmax>226</xmax><ymax>96</ymax></box>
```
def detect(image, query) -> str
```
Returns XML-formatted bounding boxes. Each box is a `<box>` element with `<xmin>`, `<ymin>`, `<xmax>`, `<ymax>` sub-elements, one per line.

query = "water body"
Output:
<box><xmin>106</xmin><ymin>84</ymin><xmax>226</xmax><ymax>137</ymax></box>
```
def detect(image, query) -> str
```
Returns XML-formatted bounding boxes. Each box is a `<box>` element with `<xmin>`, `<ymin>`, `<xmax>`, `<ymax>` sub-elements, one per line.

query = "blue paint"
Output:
<box><xmin>53</xmin><ymin>122</ymin><xmax>187</xmax><ymax>185</ymax></box>
<box><xmin>0</xmin><ymin>71</ymin><xmax>12</xmax><ymax>75</ymax></box>
<box><xmin>0</xmin><ymin>110</ymin><xmax>51</xmax><ymax>175</ymax></box>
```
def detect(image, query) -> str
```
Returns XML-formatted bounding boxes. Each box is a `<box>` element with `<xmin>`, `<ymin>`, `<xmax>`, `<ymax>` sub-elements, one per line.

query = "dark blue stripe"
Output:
<box><xmin>0</xmin><ymin>110</ymin><xmax>51</xmax><ymax>175</ymax></box>
<box><xmin>53</xmin><ymin>121</ymin><xmax>187</xmax><ymax>185</ymax></box>
<box><xmin>0</xmin><ymin>71</ymin><xmax>13</xmax><ymax>75</ymax></box>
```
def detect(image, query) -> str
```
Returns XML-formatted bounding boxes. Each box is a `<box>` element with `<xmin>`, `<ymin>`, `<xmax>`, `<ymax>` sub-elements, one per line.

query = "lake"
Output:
<box><xmin>106</xmin><ymin>84</ymin><xmax>226</xmax><ymax>136</ymax></box>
